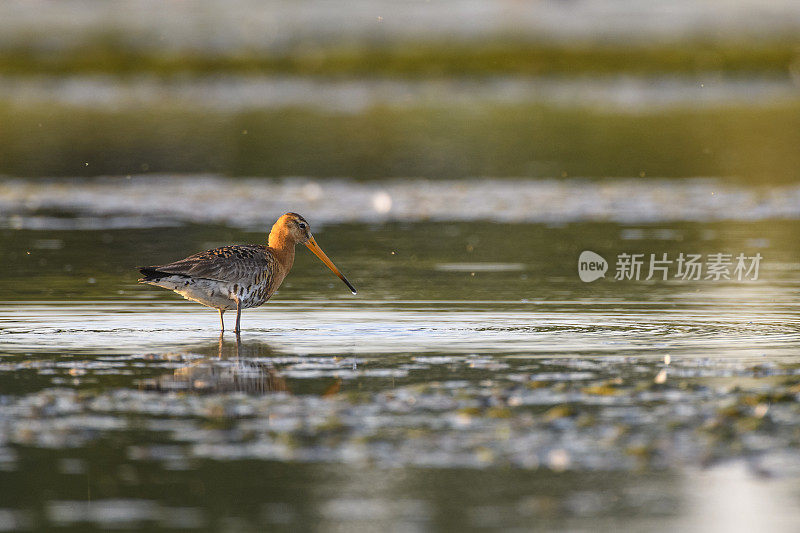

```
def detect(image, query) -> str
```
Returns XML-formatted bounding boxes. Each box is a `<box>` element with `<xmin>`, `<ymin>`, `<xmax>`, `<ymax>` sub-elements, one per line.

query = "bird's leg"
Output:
<box><xmin>234</xmin><ymin>299</ymin><xmax>242</xmax><ymax>334</ymax></box>
<box><xmin>218</xmin><ymin>308</ymin><xmax>225</xmax><ymax>332</ymax></box>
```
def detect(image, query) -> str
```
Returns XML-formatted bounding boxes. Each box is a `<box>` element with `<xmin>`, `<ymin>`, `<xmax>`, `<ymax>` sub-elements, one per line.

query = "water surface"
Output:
<box><xmin>2</xmin><ymin>199</ymin><xmax>800</xmax><ymax>530</ymax></box>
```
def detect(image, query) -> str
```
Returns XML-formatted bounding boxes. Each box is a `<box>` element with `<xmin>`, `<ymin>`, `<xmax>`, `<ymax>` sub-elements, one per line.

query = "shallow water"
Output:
<box><xmin>6</xmin><ymin>176</ymin><xmax>800</xmax><ymax>227</ymax></box>
<box><xmin>2</xmin><ymin>201</ymin><xmax>800</xmax><ymax>530</ymax></box>
<box><xmin>3</xmin><ymin>299</ymin><xmax>800</xmax><ymax>530</ymax></box>
<box><xmin>4</xmin><ymin>75</ymin><xmax>799</xmax><ymax>113</ymax></box>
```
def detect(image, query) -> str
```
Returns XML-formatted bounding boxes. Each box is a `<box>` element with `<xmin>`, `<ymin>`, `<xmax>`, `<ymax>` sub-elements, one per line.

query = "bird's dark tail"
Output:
<box><xmin>138</xmin><ymin>267</ymin><xmax>167</xmax><ymax>282</ymax></box>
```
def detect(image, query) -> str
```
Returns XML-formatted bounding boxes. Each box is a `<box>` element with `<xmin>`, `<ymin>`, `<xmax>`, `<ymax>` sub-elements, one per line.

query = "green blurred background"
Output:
<box><xmin>1</xmin><ymin>0</ymin><xmax>800</xmax><ymax>182</ymax></box>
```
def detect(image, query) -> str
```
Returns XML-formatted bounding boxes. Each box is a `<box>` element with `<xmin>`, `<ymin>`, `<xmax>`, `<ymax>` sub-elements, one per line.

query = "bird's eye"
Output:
<box><xmin>298</xmin><ymin>223</ymin><xmax>307</xmax><ymax>230</ymax></box>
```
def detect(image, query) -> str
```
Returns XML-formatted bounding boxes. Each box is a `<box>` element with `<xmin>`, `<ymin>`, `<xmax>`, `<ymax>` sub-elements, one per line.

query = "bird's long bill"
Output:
<box><xmin>304</xmin><ymin>235</ymin><xmax>357</xmax><ymax>295</ymax></box>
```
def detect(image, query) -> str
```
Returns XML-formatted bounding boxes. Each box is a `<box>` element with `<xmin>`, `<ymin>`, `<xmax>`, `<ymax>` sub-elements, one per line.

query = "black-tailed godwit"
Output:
<box><xmin>138</xmin><ymin>212</ymin><xmax>356</xmax><ymax>332</ymax></box>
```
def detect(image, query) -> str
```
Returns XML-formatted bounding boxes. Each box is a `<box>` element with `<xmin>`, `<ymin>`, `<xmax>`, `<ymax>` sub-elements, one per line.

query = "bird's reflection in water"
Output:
<box><xmin>142</xmin><ymin>333</ymin><xmax>290</xmax><ymax>395</ymax></box>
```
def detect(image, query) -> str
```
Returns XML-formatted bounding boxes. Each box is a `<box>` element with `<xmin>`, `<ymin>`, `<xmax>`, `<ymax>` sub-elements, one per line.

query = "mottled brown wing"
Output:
<box><xmin>150</xmin><ymin>245</ymin><xmax>275</xmax><ymax>284</ymax></box>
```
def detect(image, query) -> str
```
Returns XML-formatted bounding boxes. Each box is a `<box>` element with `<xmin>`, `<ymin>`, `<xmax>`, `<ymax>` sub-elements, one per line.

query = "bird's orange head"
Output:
<box><xmin>270</xmin><ymin>212</ymin><xmax>312</xmax><ymax>246</ymax></box>
<box><xmin>269</xmin><ymin>212</ymin><xmax>357</xmax><ymax>295</ymax></box>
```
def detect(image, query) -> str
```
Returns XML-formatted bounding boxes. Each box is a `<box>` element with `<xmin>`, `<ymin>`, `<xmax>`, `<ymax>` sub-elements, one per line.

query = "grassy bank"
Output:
<box><xmin>2</xmin><ymin>39</ymin><xmax>799</xmax><ymax>77</ymax></box>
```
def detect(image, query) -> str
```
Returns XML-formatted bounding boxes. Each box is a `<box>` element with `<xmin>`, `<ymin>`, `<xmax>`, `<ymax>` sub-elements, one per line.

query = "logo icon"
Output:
<box><xmin>578</xmin><ymin>250</ymin><xmax>608</xmax><ymax>282</ymax></box>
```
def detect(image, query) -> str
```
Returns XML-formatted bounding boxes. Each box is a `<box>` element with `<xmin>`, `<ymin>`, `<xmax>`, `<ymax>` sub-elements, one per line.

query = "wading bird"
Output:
<box><xmin>138</xmin><ymin>212</ymin><xmax>356</xmax><ymax>333</ymax></box>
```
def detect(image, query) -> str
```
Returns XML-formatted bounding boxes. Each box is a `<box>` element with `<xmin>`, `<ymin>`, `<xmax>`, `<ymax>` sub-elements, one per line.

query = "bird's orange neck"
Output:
<box><xmin>267</xmin><ymin>231</ymin><xmax>296</xmax><ymax>271</ymax></box>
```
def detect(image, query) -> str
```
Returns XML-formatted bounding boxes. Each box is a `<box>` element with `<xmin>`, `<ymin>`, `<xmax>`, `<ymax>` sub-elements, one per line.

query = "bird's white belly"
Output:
<box><xmin>149</xmin><ymin>276</ymin><xmax>237</xmax><ymax>309</ymax></box>
<box><xmin>147</xmin><ymin>276</ymin><xmax>274</xmax><ymax>310</ymax></box>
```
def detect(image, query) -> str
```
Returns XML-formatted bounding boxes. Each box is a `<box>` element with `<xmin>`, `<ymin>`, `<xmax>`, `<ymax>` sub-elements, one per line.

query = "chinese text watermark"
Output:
<box><xmin>579</xmin><ymin>251</ymin><xmax>762</xmax><ymax>282</ymax></box>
